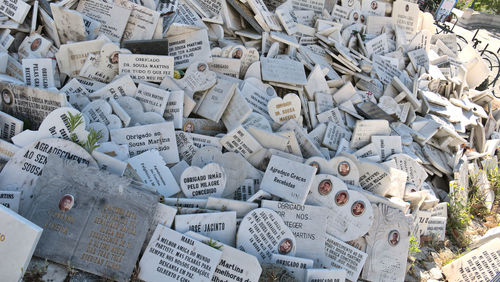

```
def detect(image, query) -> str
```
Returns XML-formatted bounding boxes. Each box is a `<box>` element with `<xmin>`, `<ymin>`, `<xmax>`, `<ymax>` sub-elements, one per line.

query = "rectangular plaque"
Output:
<box><xmin>261</xmin><ymin>57</ymin><xmax>307</xmax><ymax>85</ymax></box>
<box><xmin>0</xmin><ymin>82</ymin><xmax>67</xmax><ymax>128</ymax></box>
<box><xmin>119</xmin><ymin>54</ymin><xmax>174</xmax><ymax>83</ymax></box>
<box><xmin>77</xmin><ymin>0</ymin><xmax>131</xmax><ymax>42</ymax></box>
<box><xmin>26</xmin><ymin>156</ymin><xmax>159</xmax><ymax>281</ymax></box>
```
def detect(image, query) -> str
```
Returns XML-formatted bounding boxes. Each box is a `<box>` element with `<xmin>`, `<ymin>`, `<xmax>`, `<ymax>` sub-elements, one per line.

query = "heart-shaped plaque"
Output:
<box><xmin>267</xmin><ymin>93</ymin><xmax>301</xmax><ymax>124</ymax></box>
<box><xmin>180</xmin><ymin>163</ymin><xmax>226</xmax><ymax>198</ymax></box>
<box><xmin>82</xmin><ymin>99</ymin><xmax>122</xmax><ymax>130</ymax></box>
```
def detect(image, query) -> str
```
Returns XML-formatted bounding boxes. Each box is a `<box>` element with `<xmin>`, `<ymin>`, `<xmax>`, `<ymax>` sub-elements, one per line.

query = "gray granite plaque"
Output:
<box><xmin>26</xmin><ymin>156</ymin><xmax>159</xmax><ymax>281</ymax></box>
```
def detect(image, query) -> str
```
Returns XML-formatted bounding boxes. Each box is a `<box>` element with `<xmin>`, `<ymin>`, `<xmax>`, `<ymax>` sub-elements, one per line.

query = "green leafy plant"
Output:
<box><xmin>446</xmin><ymin>182</ymin><xmax>472</xmax><ymax>248</ymax></box>
<box><xmin>456</xmin><ymin>0</ymin><xmax>499</xmax><ymax>14</ymax></box>
<box><xmin>65</xmin><ymin>112</ymin><xmax>102</xmax><ymax>153</ymax></box>
<box><xmin>408</xmin><ymin>235</ymin><xmax>421</xmax><ymax>257</ymax></box>
<box><xmin>203</xmin><ymin>238</ymin><xmax>223</xmax><ymax>250</ymax></box>
<box><xmin>66</xmin><ymin>111</ymin><xmax>84</xmax><ymax>143</ymax></box>
<box><xmin>81</xmin><ymin>128</ymin><xmax>103</xmax><ymax>153</ymax></box>
<box><xmin>469</xmin><ymin>190</ymin><xmax>489</xmax><ymax>218</ymax></box>
<box><xmin>487</xmin><ymin>165</ymin><xmax>500</xmax><ymax>198</ymax></box>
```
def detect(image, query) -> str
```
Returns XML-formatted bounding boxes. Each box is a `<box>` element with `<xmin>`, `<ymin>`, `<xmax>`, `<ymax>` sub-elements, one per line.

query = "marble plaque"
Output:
<box><xmin>190</xmin><ymin>144</ymin><xmax>223</xmax><ymax>167</ymax></box>
<box><xmin>135</xmin><ymin>83</ymin><xmax>170</xmax><ymax>114</ymax></box>
<box><xmin>77</xmin><ymin>0</ymin><xmax>131</xmax><ymax>42</ymax></box>
<box><xmin>22</xmin><ymin>58</ymin><xmax>55</xmax><ymax>89</ymax></box>
<box><xmin>240</xmin><ymin>78</ymin><xmax>277</xmax><ymax>121</ymax></box>
<box><xmin>0</xmin><ymin>138</ymin><xmax>97</xmax><ymax>215</ymax></box>
<box><xmin>408</xmin><ymin>48</ymin><xmax>429</xmax><ymax>70</ymax></box>
<box><xmin>320</xmin><ymin>233</ymin><xmax>368</xmax><ymax>281</ymax></box>
<box><xmin>119</xmin><ymin>54</ymin><xmax>174</xmax><ymax>82</ymax></box>
<box><xmin>26</xmin><ymin>156</ymin><xmax>159</xmax><ymax>281</ymax></box>
<box><xmin>350</xmin><ymin>120</ymin><xmax>390</xmax><ymax>149</ymax></box>
<box><xmin>443</xmin><ymin>238</ymin><xmax>500</xmax><ymax>282</ymax></box>
<box><xmin>208</xmin><ymin>57</ymin><xmax>241</xmax><ymax>78</ymax></box>
<box><xmin>279</xmin><ymin>120</ymin><xmax>323</xmax><ymax>158</ymax></box>
<box><xmin>361</xmin><ymin>203</ymin><xmax>410</xmax><ymax>282</ymax></box>
<box><xmin>50</xmin><ymin>4</ymin><xmax>87</xmax><ymax>43</ymax></box>
<box><xmin>237</xmin><ymin>208</ymin><xmax>296</xmax><ymax>262</ymax></box>
<box><xmin>361</xmin><ymin>0</ymin><xmax>385</xmax><ymax>16</ymax></box>
<box><xmin>305</xmin><ymin>268</ymin><xmax>346</xmax><ymax>282</ymax></box>
<box><xmin>226</xmin><ymin>0</ymin><xmax>264</xmax><ymax>33</ymax></box>
<box><xmin>6</xmin><ymin>54</ymin><xmax>23</xmax><ymax>81</ymax></box>
<box><xmin>262</xmin><ymin>200</ymin><xmax>328</xmax><ymax>263</ymax></box>
<box><xmin>180</xmin><ymin>163</ymin><xmax>226</xmax><ymax>198</ymax></box>
<box><xmin>220</xmin><ymin>125</ymin><xmax>263</xmax><ymax>159</ymax></box>
<box><xmin>292</xmin><ymin>0</ymin><xmax>325</xmax><ymax>13</ymax></box>
<box><xmin>0</xmin><ymin>82</ymin><xmax>67</xmax><ymax>128</ymax></box>
<box><xmin>392</xmin><ymin>0</ymin><xmax>420</xmax><ymax>38</ymax></box>
<box><xmin>163</xmin><ymin>198</ymin><xmax>207</xmax><ymax>208</ymax></box>
<box><xmin>186</xmin><ymin>231</ymin><xmax>262</xmax><ymax>282</ymax></box>
<box><xmin>144</xmin><ymin>203</ymin><xmax>177</xmax><ymax>244</ymax></box>
<box><xmin>315</xmin><ymin>93</ymin><xmax>334</xmax><ymax>114</ymax></box>
<box><xmin>196</xmin><ymin>79</ymin><xmax>237</xmax><ymax>122</ymax></box>
<box><xmin>128</xmin><ymin>150</ymin><xmax>180</xmax><ymax>197</ymax></box>
<box><xmin>371</xmin><ymin>136</ymin><xmax>402</xmax><ymax>160</ymax></box>
<box><xmin>0</xmin><ymin>138</ymin><xmax>19</xmax><ymax>162</ymax></box>
<box><xmin>261</xmin><ymin>57</ymin><xmax>307</xmax><ymax>85</ymax></box>
<box><xmin>261</xmin><ymin>155</ymin><xmax>317</xmax><ymax>204</ymax></box>
<box><xmin>387</xmin><ymin>153</ymin><xmax>427</xmax><ymax>188</ymax></box>
<box><xmin>167</xmin><ymin>29</ymin><xmax>212</xmax><ymax>69</ymax></box>
<box><xmin>175</xmin><ymin>131</ymin><xmax>198</xmax><ymax>163</ymax></box>
<box><xmin>424</xmin><ymin>216</ymin><xmax>446</xmax><ymax>241</ymax></box>
<box><xmin>322</xmin><ymin>122</ymin><xmax>352</xmax><ymax>151</ymax></box>
<box><xmin>187</xmin><ymin>132</ymin><xmax>222</xmax><ymax>150</ymax></box>
<box><xmin>431</xmin><ymin>202</ymin><xmax>447</xmax><ymax>218</ymax></box>
<box><xmin>165</xmin><ymin>90</ymin><xmax>184</xmax><ymax>129</ymax></box>
<box><xmin>115</xmin><ymin>0</ymin><xmax>160</xmax><ymax>41</ymax></box>
<box><xmin>0</xmin><ymin>0</ymin><xmax>30</xmax><ymax>23</ymax></box>
<box><xmin>206</xmin><ymin>197</ymin><xmax>258</xmax><ymax>218</ymax></box>
<box><xmin>276</xmin><ymin>2</ymin><xmax>297</xmax><ymax>35</ymax></box>
<box><xmin>307</xmin><ymin>174</ymin><xmax>374</xmax><ymax>241</ymax></box>
<box><xmin>176</xmin><ymin>62</ymin><xmax>217</xmax><ymax>93</ymax></box>
<box><xmin>175</xmin><ymin>211</ymin><xmax>237</xmax><ymax>245</ymax></box>
<box><xmin>0</xmin><ymin>205</ymin><xmax>43</xmax><ymax>282</ymax></box>
<box><xmin>268</xmin><ymin>93</ymin><xmax>301</xmax><ymax>124</ymax></box>
<box><xmin>55</xmin><ymin>38</ymin><xmax>106</xmax><ymax>77</ymax></box>
<box><xmin>0</xmin><ymin>190</ymin><xmax>20</xmax><ymax>212</ymax></box>
<box><xmin>139</xmin><ymin>225</ymin><xmax>222</xmax><ymax>281</ymax></box>
<box><xmin>243</xmin><ymin>112</ymin><xmax>272</xmax><ymax>132</ymax></box>
<box><xmin>0</xmin><ymin>111</ymin><xmax>22</xmax><ymax>140</ymax></box>
<box><xmin>304</xmin><ymin>156</ymin><xmax>360</xmax><ymax>186</ymax></box>
<box><xmin>12</xmin><ymin>107</ymin><xmax>89</xmax><ymax>148</ymax></box>
<box><xmin>111</xmin><ymin>122</ymin><xmax>179</xmax><ymax>163</ymax></box>
<box><xmin>82</xmin><ymin>99</ymin><xmax>122</xmax><ymax>129</ymax></box>
<box><xmin>365</xmin><ymin>33</ymin><xmax>388</xmax><ymax>57</ymax></box>
<box><xmin>221</xmin><ymin>88</ymin><xmax>252</xmax><ymax>131</ymax></box>
<box><xmin>271</xmin><ymin>254</ymin><xmax>314</xmax><ymax>280</ymax></box>
<box><xmin>234</xmin><ymin>179</ymin><xmax>257</xmax><ymax>201</ymax></box>
<box><xmin>372</xmin><ymin>54</ymin><xmax>401</xmax><ymax>85</ymax></box>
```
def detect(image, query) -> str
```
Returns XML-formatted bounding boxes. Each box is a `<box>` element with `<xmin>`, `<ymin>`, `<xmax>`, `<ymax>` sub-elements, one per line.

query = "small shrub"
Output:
<box><xmin>446</xmin><ymin>183</ymin><xmax>472</xmax><ymax>247</ymax></box>
<box><xmin>408</xmin><ymin>235</ymin><xmax>421</xmax><ymax>258</ymax></box>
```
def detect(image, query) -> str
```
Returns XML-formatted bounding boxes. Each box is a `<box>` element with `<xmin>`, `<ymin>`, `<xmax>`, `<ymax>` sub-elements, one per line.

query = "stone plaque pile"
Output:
<box><xmin>0</xmin><ymin>0</ymin><xmax>498</xmax><ymax>280</ymax></box>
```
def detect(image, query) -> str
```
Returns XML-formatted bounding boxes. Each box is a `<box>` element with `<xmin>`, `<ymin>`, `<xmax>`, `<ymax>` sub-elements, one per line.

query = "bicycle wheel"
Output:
<box><xmin>480</xmin><ymin>50</ymin><xmax>500</xmax><ymax>87</ymax></box>
<box><xmin>456</xmin><ymin>35</ymin><xmax>468</xmax><ymax>52</ymax></box>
